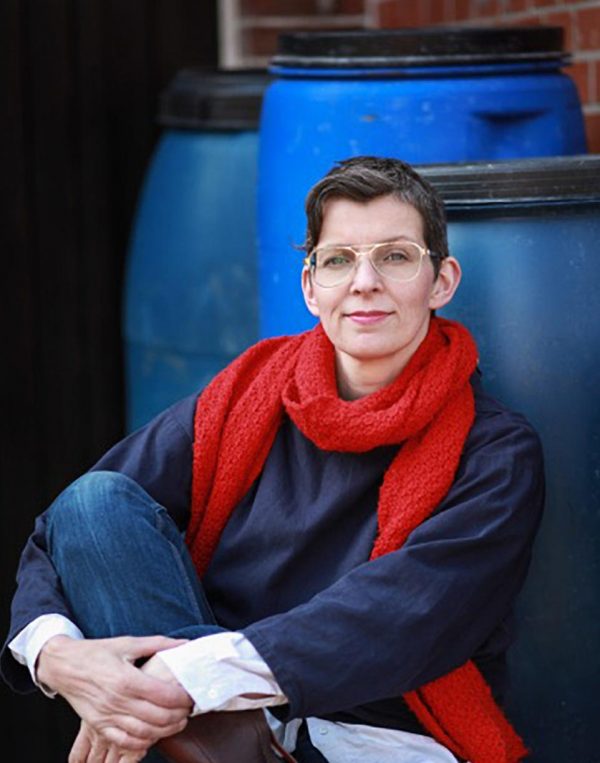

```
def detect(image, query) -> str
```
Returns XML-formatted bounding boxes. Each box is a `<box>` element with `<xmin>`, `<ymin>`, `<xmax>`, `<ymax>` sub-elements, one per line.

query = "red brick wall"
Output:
<box><xmin>238</xmin><ymin>0</ymin><xmax>600</xmax><ymax>152</ymax></box>
<box><xmin>234</xmin><ymin>1</ymin><xmax>368</xmax><ymax>64</ymax></box>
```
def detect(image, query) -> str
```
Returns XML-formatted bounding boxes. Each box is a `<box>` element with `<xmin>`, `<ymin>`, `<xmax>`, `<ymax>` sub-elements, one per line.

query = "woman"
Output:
<box><xmin>2</xmin><ymin>157</ymin><xmax>544</xmax><ymax>763</ymax></box>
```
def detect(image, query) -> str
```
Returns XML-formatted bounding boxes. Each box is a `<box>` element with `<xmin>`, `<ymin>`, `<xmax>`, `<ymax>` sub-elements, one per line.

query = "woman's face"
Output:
<box><xmin>301</xmin><ymin>194</ymin><xmax>460</xmax><ymax>395</ymax></box>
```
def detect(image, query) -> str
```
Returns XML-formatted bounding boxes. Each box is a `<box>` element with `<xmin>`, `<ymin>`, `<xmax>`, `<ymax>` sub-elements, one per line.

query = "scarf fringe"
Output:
<box><xmin>406</xmin><ymin>663</ymin><xmax>529</xmax><ymax>763</ymax></box>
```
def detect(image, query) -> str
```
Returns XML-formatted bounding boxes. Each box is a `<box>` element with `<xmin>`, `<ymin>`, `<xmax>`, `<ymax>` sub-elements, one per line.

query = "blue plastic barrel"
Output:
<box><xmin>124</xmin><ymin>70</ymin><xmax>268</xmax><ymax>431</ymax></box>
<box><xmin>258</xmin><ymin>27</ymin><xmax>587</xmax><ymax>338</ymax></box>
<box><xmin>420</xmin><ymin>155</ymin><xmax>600</xmax><ymax>762</ymax></box>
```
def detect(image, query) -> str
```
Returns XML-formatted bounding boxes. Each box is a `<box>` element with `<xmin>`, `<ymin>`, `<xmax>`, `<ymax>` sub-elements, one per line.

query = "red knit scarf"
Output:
<box><xmin>186</xmin><ymin>316</ymin><xmax>528</xmax><ymax>763</ymax></box>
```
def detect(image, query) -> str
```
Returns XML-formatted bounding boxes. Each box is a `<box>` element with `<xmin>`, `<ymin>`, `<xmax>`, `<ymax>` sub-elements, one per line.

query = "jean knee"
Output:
<box><xmin>46</xmin><ymin>471</ymin><xmax>149</xmax><ymax>545</ymax></box>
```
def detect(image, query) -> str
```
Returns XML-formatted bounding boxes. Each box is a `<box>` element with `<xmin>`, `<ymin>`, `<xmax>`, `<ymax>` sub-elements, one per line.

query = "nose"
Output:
<box><xmin>349</xmin><ymin>253</ymin><xmax>383</xmax><ymax>292</ymax></box>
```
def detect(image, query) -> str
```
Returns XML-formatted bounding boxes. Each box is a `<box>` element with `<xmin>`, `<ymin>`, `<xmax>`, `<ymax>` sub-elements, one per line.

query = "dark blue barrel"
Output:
<box><xmin>420</xmin><ymin>156</ymin><xmax>600</xmax><ymax>762</ymax></box>
<box><xmin>124</xmin><ymin>70</ymin><xmax>268</xmax><ymax>431</ymax></box>
<box><xmin>258</xmin><ymin>27</ymin><xmax>587</xmax><ymax>338</ymax></box>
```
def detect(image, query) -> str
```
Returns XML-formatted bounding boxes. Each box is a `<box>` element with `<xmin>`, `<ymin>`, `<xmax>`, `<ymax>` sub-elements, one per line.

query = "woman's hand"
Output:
<box><xmin>37</xmin><ymin>635</ymin><xmax>192</xmax><ymax>753</ymax></box>
<box><xmin>139</xmin><ymin>651</ymin><xmax>181</xmax><ymax>684</ymax></box>
<box><xmin>69</xmin><ymin>721</ymin><xmax>147</xmax><ymax>763</ymax></box>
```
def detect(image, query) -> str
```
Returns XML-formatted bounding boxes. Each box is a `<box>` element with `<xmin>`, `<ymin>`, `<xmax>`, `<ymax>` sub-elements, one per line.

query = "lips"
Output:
<box><xmin>346</xmin><ymin>310</ymin><xmax>392</xmax><ymax>325</ymax></box>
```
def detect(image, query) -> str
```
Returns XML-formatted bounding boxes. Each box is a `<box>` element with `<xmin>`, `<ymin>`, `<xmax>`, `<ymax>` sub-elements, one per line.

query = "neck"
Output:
<box><xmin>335</xmin><ymin>352</ymin><xmax>410</xmax><ymax>400</ymax></box>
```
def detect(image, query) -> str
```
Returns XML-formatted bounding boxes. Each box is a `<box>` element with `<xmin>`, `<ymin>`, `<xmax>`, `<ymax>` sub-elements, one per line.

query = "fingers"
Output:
<box><xmin>69</xmin><ymin>724</ymin><xmax>93</xmax><ymax>763</ymax></box>
<box><xmin>139</xmin><ymin>653</ymin><xmax>178</xmax><ymax>684</ymax></box>
<box><xmin>100</xmin><ymin>726</ymin><xmax>151</xmax><ymax>753</ymax></box>
<box><xmin>116</xmin><ymin>753</ymin><xmax>145</xmax><ymax>763</ymax></box>
<box><xmin>69</xmin><ymin>722</ymin><xmax>113</xmax><ymax>763</ymax></box>
<box><xmin>111</xmin><ymin>659</ymin><xmax>192</xmax><ymax>712</ymax></box>
<box><xmin>72</xmin><ymin>679</ymin><xmax>188</xmax><ymax>751</ymax></box>
<box><xmin>72</xmin><ymin>695</ymin><xmax>186</xmax><ymax>753</ymax></box>
<box><xmin>100</xmin><ymin>709</ymin><xmax>187</xmax><ymax>748</ymax></box>
<box><xmin>42</xmin><ymin>635</ymin><xmax>191</xmax><ymax>715</ymax></box>
<box><xmin>70</xmin><ymin>722</ymin><xmax>148</xmax><ymax>763</ymax></box>
<box><xmin>87</xmin><ymin>739</ymin><xmax>111</xmax><ymax>763</ymax></box>
<box><xmin>119</xmin><ymin>636</ymin><xmax>189</xmax><ymax>662</ymax></box>
<box><xmin>105</xmin><ymin>749</ymin><xmax>122</xmax><ymax>763</ymax></box>
<box><xmin>101</xmin><ymin>669</ymin><xmax>191</xmax><ymax>722</ymax></box>
<box><xmin>54</xmin><ymin>636</ymin><xmax>192</xmax><ymax>756</ymax></box>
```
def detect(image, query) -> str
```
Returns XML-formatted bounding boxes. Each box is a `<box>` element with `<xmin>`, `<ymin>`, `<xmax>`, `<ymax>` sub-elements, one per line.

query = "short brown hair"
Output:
<box><xmin>304</xmin><ymin>156</ymin><xmax>448</xmax><ymax>276</ymax></box>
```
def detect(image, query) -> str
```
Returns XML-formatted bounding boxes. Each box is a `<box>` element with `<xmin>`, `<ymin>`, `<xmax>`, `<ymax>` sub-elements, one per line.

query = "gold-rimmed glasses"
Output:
<box><xmin>304</xmin><ymin>239</ymin><xmax>440</xmax><ymax>288</ymax></box>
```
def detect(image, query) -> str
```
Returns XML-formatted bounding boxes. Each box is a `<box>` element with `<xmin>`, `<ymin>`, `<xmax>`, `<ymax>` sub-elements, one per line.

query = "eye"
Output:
<box><xmin>383</xmin><ymin>248</ymin><xmax>410</xmax><ymax>262</ymax></box>
<box><xmin>320</xmin><ymin>251</ymin><xmax>353</xmax><ymax>269</ymax></box>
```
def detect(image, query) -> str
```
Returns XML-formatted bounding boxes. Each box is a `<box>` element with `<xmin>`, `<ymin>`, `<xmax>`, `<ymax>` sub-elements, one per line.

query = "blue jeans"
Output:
<box><xmin>46</xmin><ymin>471</ymin><xmax>225</xmax><ymax>761</ymax></box>
<box><xmin>45</xmin><ymin>471</ymin><xmax>326</xmax><ymax>763</ymax></box>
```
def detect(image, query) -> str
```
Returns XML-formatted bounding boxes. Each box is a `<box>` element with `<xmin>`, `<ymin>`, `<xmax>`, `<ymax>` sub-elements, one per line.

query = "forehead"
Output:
<box><xmin>318</xmin><ymin>194</ymin><xmax>425</xmax><ymax>246</ymax></box>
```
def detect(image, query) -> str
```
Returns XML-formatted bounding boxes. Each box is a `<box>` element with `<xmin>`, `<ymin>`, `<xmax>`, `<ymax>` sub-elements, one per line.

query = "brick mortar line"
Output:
<box><xmin>429</xmin><ymin>13</ymin><xmax>594</xmax><ymax>54</ymax></box>
<box><xmin>590</xmin><ymin>56</ymin><xmax>598</xmax><ymax>102</ymax></box>
<box><xmin>423</xmin><ymin>2</ymin><xmax>600</xmax><ymax>21</ymax></box>
<box><xmin>367</xmin><ymin>0</ymin><xmax>600</xmax><ymax>17</ymax></box>
<box><xmin>240</xmin><ymin>14</ymin><xmax>366</xmax><ymax>28</ymax></box>
<box><xmin>433</xmin><ymin>13</ymin><xmax>567</xmax><ymax>24</ymax></box>
<box><xmin>573</xmin><ymin>51</ymin><xmax>600</xmax><ymax>60</ymax></box>
<box><xmin>583</xmin><ymin>102</ymin><xmax>600</xmax><ymax>113</ymax></box>
<box><xmin>470</xmin><ymin>0</ymin><xmax>600</xmax><ymax>11</ymax></box>
<box><xmin>536</xmin><ymin>0</ymin><xmax>600</xmax><ymax>11</ymax></box>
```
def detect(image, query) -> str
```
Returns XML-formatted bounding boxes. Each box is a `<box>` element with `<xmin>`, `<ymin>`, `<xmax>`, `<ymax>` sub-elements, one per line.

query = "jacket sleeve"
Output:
<box><xmin>242</xmin><ymin>408</ymin><xmax>545</xmax><ymax>721</ymax></box>
<box><xmin>1</xmin><ymin>394</ymin><xmax>197</xmax><ymax>693</ymax></box>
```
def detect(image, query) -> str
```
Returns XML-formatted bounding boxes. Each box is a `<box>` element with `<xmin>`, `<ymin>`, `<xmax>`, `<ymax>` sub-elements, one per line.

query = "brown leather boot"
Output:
<box><xmin>156</xmin><ymin>708</ymin><xmax>297</xmax><ymax>763</ymax></box>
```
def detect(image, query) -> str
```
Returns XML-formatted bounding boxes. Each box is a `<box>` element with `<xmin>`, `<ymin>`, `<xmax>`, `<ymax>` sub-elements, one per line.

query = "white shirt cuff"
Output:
<box><xmin>8</xmin><ymin>614</ymin><xmax>84</xmax><ymax>697</ymax></box>
<box><xmin>156</xmin><ymin>631</ymin><xmax>287</xmax><ymax>715</ymax></box>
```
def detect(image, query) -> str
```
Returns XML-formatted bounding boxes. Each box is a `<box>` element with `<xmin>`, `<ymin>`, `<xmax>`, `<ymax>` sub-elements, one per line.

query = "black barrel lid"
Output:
<box><xmin>417</xmin><ymin>155</ymin><xmax>600</xmax><ymax>210</ymax></box>
<box><xmin>272</xmin><ymin>27</ymin><xmax>567</xmax><ymax>69</ymax></box>
<box><xmin>158</xmin><ymin>69</ymin><xmax>270</xmax><ymax>130</ymax></box>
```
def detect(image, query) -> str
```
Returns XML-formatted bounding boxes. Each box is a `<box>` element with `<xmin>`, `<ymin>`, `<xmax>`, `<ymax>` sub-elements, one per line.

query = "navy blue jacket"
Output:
<box><xmin>1</xmin><ymin>376</ymin><xmax>544</xmax><ymax>735</ymax></box>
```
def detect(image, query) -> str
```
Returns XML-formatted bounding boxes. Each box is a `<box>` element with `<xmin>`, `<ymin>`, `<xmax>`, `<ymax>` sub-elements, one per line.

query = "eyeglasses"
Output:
<box><xmin>304</xmin><ymin>240</ymin><xmax>440</xmax><ymax>288</ymax></box>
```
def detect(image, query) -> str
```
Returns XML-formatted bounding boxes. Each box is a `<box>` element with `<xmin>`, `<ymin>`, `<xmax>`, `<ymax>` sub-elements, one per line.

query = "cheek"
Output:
<box><xmin>314</xmin><ymin>290</ymin><xmax>345</xmax><ymax>319</ymax></box>
<box><xmin>388</xmin><ymin>286</ymin><xmax>426</xmax><ymax>315</ymax></box>
<box><xmin>406</xmin><ymin>279</ymin><xmax>436</xmax><ymax>311</ymax></box>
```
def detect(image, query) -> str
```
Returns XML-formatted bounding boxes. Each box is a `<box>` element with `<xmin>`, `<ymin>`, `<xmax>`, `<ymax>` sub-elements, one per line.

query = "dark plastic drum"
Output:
<box><xmin>124</xmin><ymin>70</ymin><xmax>268</xmax><ymax>430</ymax></box>
<box><xmin>421</xmin><ymin>155</ymin><xmax>600</xmax><ymax>762</ymax></box>
<box><xmin>258</xmin><ymin>27</ymin><xmax>587</xmax><ymax>338</ymax></box>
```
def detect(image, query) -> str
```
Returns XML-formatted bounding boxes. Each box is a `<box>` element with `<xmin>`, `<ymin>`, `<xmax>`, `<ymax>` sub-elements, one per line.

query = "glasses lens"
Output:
<box><xmin>313</xmin><ymin>247</ymin><xmax>356</xmax><ymax>287</ymax></box>
<box><xmin>311</xmin><ymin>241</ymin><xmax>424</xmax><ymax>286</ymax></box>
<box><xmin>372</xmin><ymin>242</ymin><xmax>422</xmax><ymax>281</ymax></box>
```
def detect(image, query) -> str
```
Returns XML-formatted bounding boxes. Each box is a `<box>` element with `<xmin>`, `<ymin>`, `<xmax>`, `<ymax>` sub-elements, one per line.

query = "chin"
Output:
<box><xmin>342</xmin><ymin>341</ymin><xmax>400</xmax><ymax>362</ymax></box>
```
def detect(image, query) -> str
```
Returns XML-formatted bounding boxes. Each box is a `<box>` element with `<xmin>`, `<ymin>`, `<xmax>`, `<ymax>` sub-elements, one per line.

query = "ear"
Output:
<box><xmin>301</xmin><ymin>266</ymin><xmax>320</xmax><ymax>317</ymax></box>
<box><xmin>429</xmin><ymin>256</ymin><xmax>461</xmax><ymax>310</ymax></box>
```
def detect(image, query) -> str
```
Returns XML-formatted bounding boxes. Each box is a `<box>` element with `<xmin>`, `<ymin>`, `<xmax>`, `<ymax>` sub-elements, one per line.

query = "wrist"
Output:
<box><xmin>36</xmin><ymin>634</ymin><xmax>76</xmax><ymax>690</ymax></box>
<box><xmin>144</xmin><ymin>653</ymin><xmax>187</xmax><ymax>691</ymax></box>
